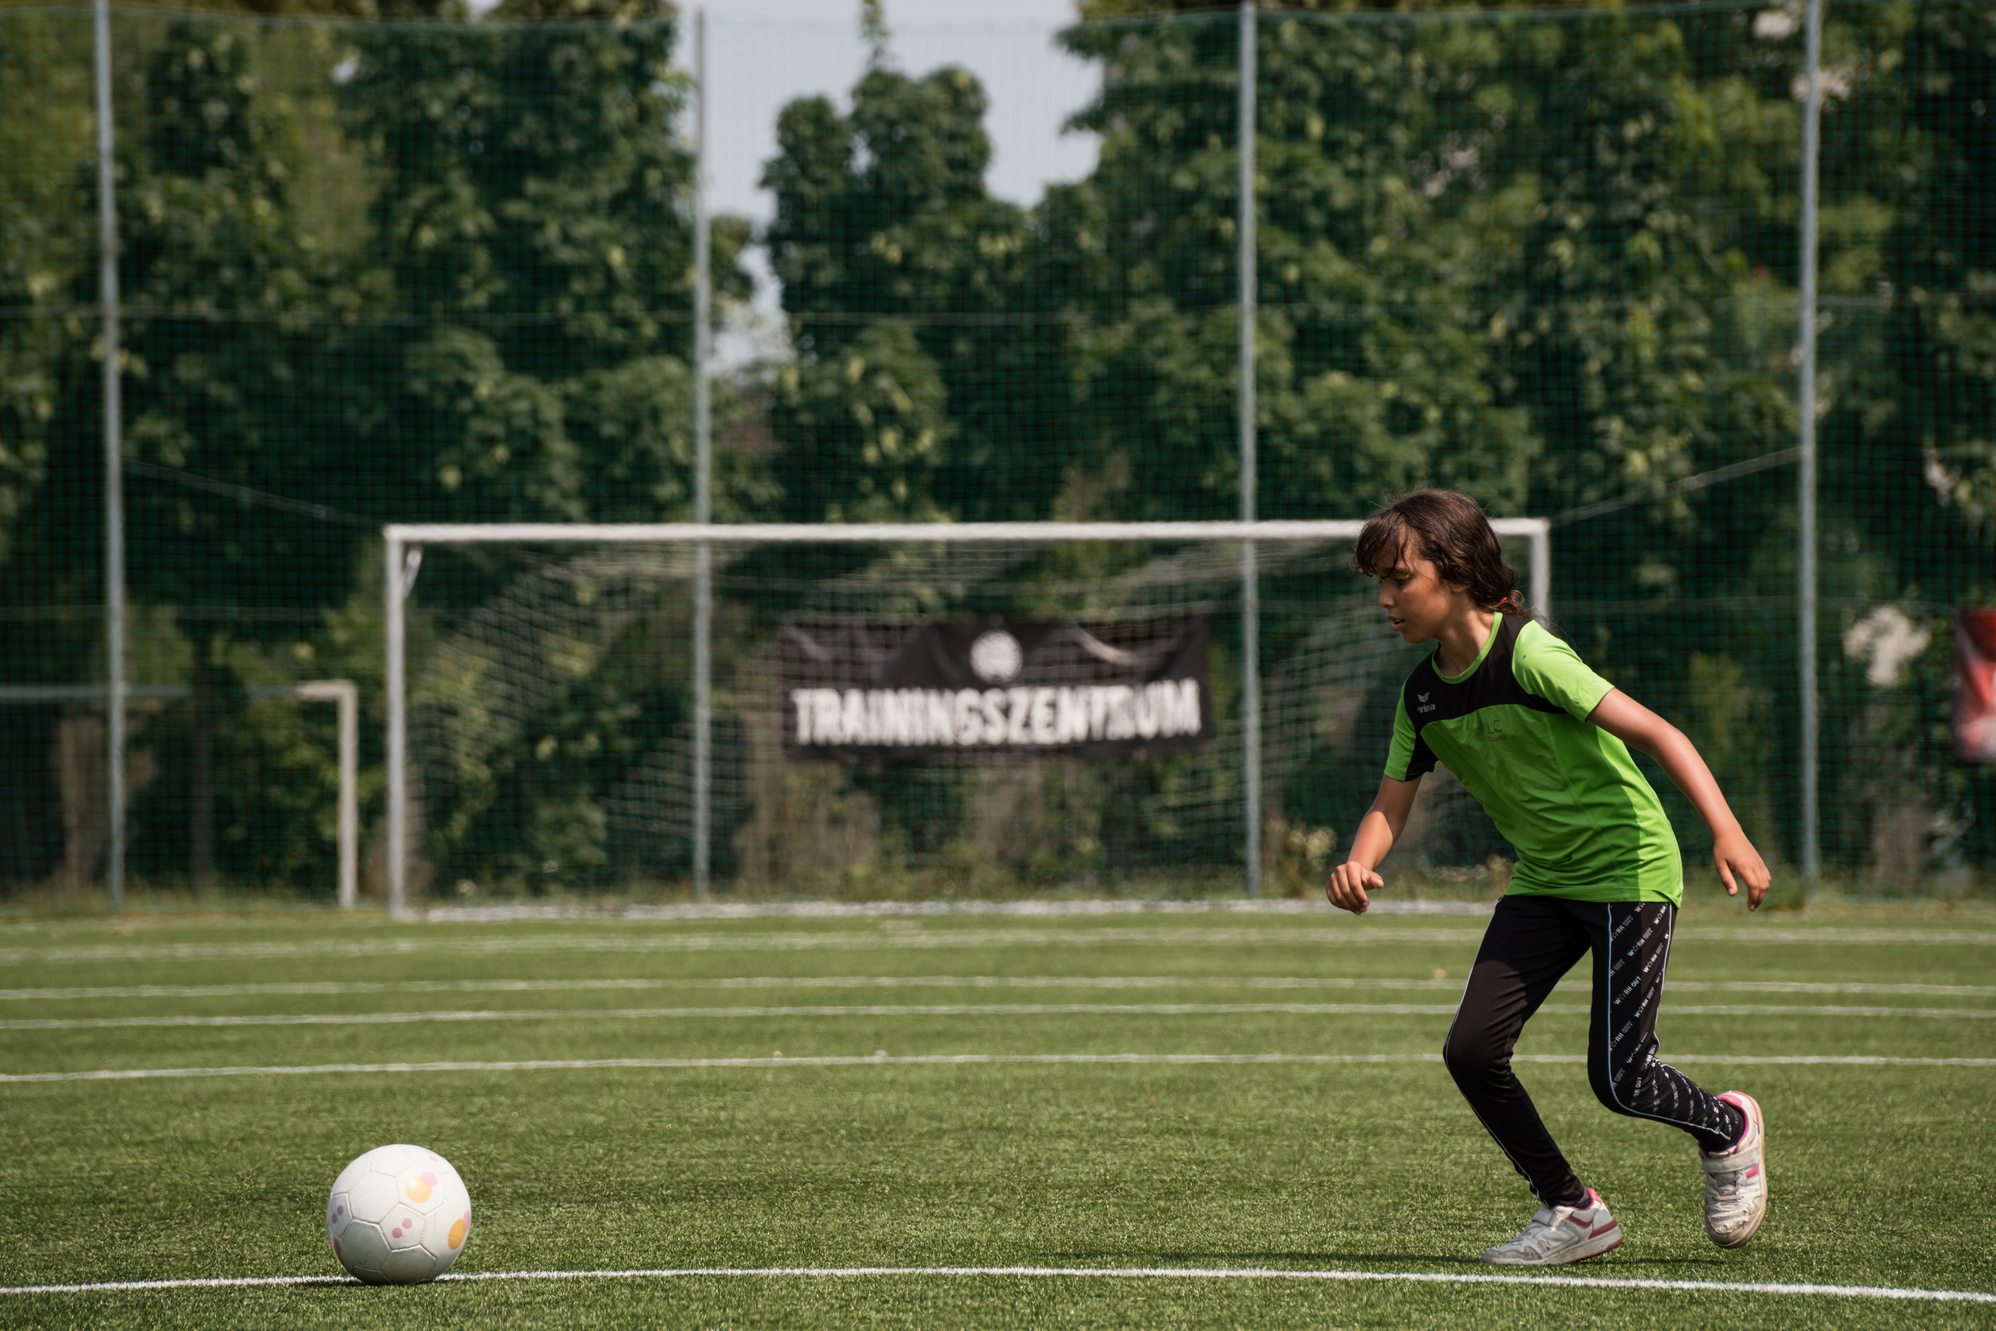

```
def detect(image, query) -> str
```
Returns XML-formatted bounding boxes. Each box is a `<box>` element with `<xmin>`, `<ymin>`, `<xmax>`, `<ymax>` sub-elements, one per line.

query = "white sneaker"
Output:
<box><xmin>1480</xmin><ymin>1189</ymin><xmax>1623</xmax><ymax>1266</ymax></box>
<box><xmin>1700</xmin><ymin>1091</ymin><xmax>1768</xmax><ymax>1248</ymax></box>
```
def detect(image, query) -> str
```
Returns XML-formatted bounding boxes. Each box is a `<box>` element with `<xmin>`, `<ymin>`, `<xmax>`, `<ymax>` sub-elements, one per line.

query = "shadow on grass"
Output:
<box><xmin>1036</xmin><ymin>1250</ymin><xmax>1731</xmax><ymax>1271</ymax></box>
<box><xmin>1037</xmin><ymin>1250</ymin><xmax>1475</xmax><ymax>1267</ymax></box>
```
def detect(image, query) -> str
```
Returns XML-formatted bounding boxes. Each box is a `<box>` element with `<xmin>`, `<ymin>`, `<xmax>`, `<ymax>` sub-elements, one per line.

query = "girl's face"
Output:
<box><xmin>1375</xmin><ymin>538</ymin><xmax>1475</xmax><ymax>645</ymax></box>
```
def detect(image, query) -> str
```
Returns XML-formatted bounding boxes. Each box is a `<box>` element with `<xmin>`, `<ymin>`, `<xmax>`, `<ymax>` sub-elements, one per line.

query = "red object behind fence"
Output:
<box><xmin>1954</xmin><ymin>610</ymin><xmax>1996</xmax><ymax>762</ymax></box>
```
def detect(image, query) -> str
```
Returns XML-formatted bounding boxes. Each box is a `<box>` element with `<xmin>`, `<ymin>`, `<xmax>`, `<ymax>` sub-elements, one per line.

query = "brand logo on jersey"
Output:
<box><xmin>1415</xmin><ymin>691</ymin><xmax>1436</xmax><ymax>714</ymax></box>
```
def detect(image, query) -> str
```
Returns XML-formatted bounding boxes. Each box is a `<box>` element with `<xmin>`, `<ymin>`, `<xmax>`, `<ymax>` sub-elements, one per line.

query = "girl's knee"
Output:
<box><xmin>1587</xmin><ymin>1071</ymin><xmax>1622</xmax><ymax>1114</ymax></box>
<box><xmin>1443</xmin><ymin>1027</ymin><xmax>1507</xmax><ymax>1088</ymax></box>
<box><xmin>1589</xmin><ymin>1059</ymin><xmax>1643</xmax><ymax>1116</ymax></box>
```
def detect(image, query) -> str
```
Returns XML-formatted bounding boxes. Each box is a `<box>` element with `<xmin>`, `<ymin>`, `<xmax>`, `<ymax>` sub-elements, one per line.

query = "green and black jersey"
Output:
<box><xmin>1384</xmin><ymin>615</ymin><xmax>1682</xmax><ymax>904</ymax></box>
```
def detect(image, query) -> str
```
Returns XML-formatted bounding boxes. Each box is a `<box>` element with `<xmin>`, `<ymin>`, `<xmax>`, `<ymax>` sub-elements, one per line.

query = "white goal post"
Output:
<box><xmin>382</xmin><ymin>519</ymin><xmax>1550</xmax><ymax>918</ymax></box>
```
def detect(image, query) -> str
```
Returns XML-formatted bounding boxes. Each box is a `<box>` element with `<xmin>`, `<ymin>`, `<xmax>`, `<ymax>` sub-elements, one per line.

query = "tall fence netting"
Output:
<box><xmin>0</xmin><ymin>1</ymin><xmax>1990</xmax><ymax>899</ymax></box>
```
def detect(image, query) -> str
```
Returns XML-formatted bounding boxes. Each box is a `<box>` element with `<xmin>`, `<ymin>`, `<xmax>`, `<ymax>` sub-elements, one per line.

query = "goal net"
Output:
<box><xmin>384</xmin><ymin>521</ymin><xmax>1549</xmax><ymax>912</ymax></box>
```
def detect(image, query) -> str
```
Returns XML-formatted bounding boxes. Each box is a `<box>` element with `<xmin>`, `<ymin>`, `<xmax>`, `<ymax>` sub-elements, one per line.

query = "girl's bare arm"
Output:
<box><xmin>1326</xmin><ymin>775</ymin><xmax>1422</xmax><ymax>915</ymax></box>
<box><xmin>1587</xmin><ymin>689</ymin><xmax>1772</xmax><ymax>909</ymax></box>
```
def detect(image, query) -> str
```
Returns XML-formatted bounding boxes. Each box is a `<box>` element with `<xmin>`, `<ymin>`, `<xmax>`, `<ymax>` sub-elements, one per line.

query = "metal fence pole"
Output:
<box><xmin>691</xmin><ymin>8</ymin><xmax>714</xmax><ymax>901</ymax></box>
<box><xmin>1238</xmin><ymin>0</ymin><xmax>1260</xmax><ymax>898</ymax></box>
<box><xmin>1798</xmin><ymin>0</ymin><xmax>1822</xmax><ymax>886</ymax></box>
<box><xmin>93</xmin><ymin>0</ymin><xmax>125</xmax><ymax>912</ymax></box>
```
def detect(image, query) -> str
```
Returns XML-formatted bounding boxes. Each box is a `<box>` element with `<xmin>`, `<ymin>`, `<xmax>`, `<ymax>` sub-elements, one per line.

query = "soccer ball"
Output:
<box><xmin>325</xmin><ymin>1144</ymin><xmax>472</xmax><ymax>1284</ymax></box>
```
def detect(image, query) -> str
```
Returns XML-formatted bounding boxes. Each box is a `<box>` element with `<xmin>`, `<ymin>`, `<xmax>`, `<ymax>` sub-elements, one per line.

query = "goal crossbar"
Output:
<box><xmin>382</xmin><ymin>519</ymin><xmax>1550</xmax><ymax>917</ymax></box>
<box><xmin>385</xmin><ymin>519</ymin><xmax>1548</xmax><ymax>547</ymax></box>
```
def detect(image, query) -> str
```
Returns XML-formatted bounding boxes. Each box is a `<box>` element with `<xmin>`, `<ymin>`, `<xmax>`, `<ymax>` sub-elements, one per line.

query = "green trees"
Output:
<box><xmin>0</xmin><ymin>6</ymin><xmax>758</xmax><ymax>889</ymax></box>
<box><xmin>115</xmin><ymin>22</ymin><xmax>331</xmax><ymax>616</ymax></box>
<box><xmin>763</xmin><ymin>64</ymin><xmax>1035</xmax><ymax>523</ymax></box>
<box><xmin>119</xmin><ymin>22</ymin><xmax>336</xmax><ymax>883</ymax></box>
<box><xmin>333</xmin><ymin>1</ymin><xmax>763</xmax><ymax>887</ymax></box>
<box><xmin>1863</xmin><ymin>0</ymin><xmax>1996</xmax><ymax>865</ymax></box>
<box><xmin>0</xmin><ymin>15</ymin><xmax>84</xmax><ymax>568</ymax></box>
<box><xmin>1881</xmin><ymin>0</ymin><xmax>1996</xmax><ymax>550</ymax></box>
<box><xmin>0</xmin><ymin>19</ymin><xmax>341</xmax><ymax>885</ymax></box>
<box><xmin>335</xmin><ymin>0</ymin><xmax>750</xmax><ymax>530</ymax></box>
<box><xmin>0</xmin><ymin>1</ymin><xmax>1990</xmax><ymax>889</ymax></box>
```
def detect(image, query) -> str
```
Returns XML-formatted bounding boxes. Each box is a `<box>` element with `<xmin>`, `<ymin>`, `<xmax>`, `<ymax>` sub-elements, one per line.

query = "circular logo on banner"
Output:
<box><xmin>969</xmin><ymin>630</ymin><xmax>1024</xmax><ymax>683</ymax></box>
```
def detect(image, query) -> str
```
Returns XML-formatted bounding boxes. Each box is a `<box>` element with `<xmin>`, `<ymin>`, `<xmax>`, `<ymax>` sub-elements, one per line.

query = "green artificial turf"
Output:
<box><xmin>0</xmin><ymin>903</ymin><xmax>1991</xmax><ymax>1329</ymax></box>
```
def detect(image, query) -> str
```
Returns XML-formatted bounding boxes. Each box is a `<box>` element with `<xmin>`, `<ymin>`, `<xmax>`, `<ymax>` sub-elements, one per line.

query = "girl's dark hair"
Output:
<box><xmin>1352</xmin><ymin>489</ymin><xmax>1531</xmax><ymax>619</ymax></box>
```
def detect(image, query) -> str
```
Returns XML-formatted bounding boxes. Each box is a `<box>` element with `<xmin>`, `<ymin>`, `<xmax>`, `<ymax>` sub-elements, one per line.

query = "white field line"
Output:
<box><xmin>425</xmin><ymin>898</ymin><xmax>1486</xmax><ymax>922</ymax></box>
<box><xmin>6</xmin><ymin>974</ymin><xmax>1992</xmax><ymax>1003</ymax></box>
<box><xmin>5</xmin><ymin>1051</ymin><xmax>1994</xmax><ymax>1084</ymax></box>
<box><xmin>0</xmin><ymin>930</ymin><xmax>1474</xmax><ymax>966</ymax></box>
<box><xmin>425</xmin><ymin>899</ymin><xmax>1493</xmax><ymax>922</ymax></box>
<box><xmin>7</xmin><ymin>1001</ymin><xmax>1996</xmax><ymax>1033</ymax></box>
<box><xmin>5</xmin><ymin>925</ymin><xmax>1992</xmax><ymax>968</ymax></box>
<box><xmin>0</xmin><ymin>1003</ymin><xmax>1464</xmax><ymax>1030</ymax></box>
<box><xmin>1</xmin><ymin>1264</ymin><xmax>1992</xmax><ymax>1304</ymax></box>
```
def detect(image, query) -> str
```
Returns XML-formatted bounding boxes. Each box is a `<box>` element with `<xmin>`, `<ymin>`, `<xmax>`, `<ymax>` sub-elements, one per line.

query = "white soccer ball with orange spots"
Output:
<box><xmin>326</xmin><ymin>1144</ymin><xmax>472</xmax><ymax>1284</ymax></box>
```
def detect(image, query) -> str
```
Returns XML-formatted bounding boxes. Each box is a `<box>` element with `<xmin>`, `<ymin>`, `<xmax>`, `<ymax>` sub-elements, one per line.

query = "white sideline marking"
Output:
<box><xmin>7</xmin><ymin>1001</ymin><xmax>1995</xmax><ymax>1032</ymax></box>
<box><xmin>0</xmin><ymin>929</ymin><xmax>1487</xmax><ymax>967</ymax></box>
<box><xmin>7</xmin><ymin>974</ymin><xmax>1992</xmax><ymax>1003</ymax></box>
<box><xmin>1</xmin><ymin>1264</ymin><xmax>1991</xmax><ymax>1305</ymax></box>
<box><xmin>425</xmin><ymin>898</ymin><xmax>1485</xmax><ymax>922</ymax></box>
<box><xmin>3</xmin><ymin>1003</ymin><xmax>1466</xmax><ymax>1031</ymax></box>
<box><xmin>5</xmin><ymin>1051</ymin><xmax>1993</xmax><ymax>1084</ymax></box>
<box><xmin>5</xmin><ymin>924</ymin><xmax>1991</xmax><ymax>968</ymax></box>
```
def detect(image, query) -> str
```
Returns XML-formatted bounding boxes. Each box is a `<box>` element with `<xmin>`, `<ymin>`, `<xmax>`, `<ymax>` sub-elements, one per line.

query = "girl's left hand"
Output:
<box><xmin>1713</xmin><ymin>828</ymin><xmax>1771</xmax><ymax>910</ymax></box>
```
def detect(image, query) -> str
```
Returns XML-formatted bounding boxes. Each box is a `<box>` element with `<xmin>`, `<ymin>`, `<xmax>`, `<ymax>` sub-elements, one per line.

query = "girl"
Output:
<box><xmin>1326</xmin><ymin>490</ymin><xmax>1772</xmax><ymax>1266</ymax></box>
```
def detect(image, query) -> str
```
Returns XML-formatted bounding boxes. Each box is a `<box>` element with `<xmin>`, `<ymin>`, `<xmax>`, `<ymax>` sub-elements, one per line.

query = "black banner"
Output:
<box><xmin>780</xmin><ymin>617</ymin><xmax>1211</xmax><ymax>763</ymax></box>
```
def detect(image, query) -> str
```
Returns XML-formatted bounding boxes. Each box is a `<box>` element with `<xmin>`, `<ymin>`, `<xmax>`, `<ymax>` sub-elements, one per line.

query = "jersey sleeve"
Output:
<box><xmin>1510</xmin><ymin>621</ymin><xmax>1616</xmax><ymax>720</ymax></box>
<box><xmin>1383</xmin><ymin>688</ymin><xmax>1437</xmax><ymax>781</ymax></box>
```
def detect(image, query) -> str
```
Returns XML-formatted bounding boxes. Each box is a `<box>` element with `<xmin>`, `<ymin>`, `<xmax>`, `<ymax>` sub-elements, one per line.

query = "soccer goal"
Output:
<box><xmin>382</xmin><ymin>520</ymin><xmax>1549</xmax><ymax>917</ymax></box>
<box><xmin>0</xmin><ymin>679</ymin><xmax>360</xmax><ymax>905</ymax></box>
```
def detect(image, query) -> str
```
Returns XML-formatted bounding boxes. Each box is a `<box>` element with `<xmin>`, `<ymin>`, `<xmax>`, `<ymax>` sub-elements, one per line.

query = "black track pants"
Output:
<box><xmin>1442</xmin><ymin>895</ymin><xmax>1746</xmax><ymax>1208</ymax></box>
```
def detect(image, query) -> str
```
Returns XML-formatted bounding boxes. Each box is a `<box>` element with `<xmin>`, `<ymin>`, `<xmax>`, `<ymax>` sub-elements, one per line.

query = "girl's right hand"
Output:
<box><xmin>1325</xmin><ymin>862</ymin><xmax>1384</xmax><ymax>915</ymax></box>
